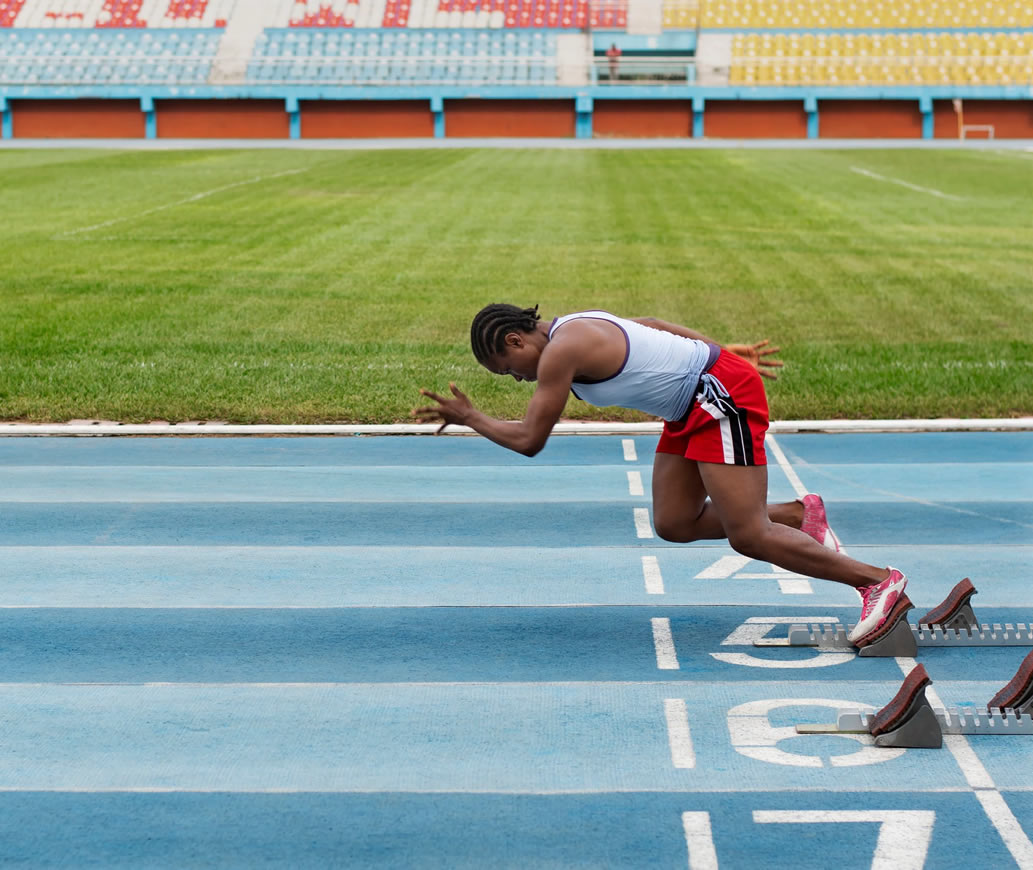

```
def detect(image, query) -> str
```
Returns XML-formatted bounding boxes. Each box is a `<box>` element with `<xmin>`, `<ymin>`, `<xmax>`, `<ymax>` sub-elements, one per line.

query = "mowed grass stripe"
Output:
<box><xmin>1</xmin><ymin>148</ymin><xmax>1029</xmax><ymax>422</ymax></box>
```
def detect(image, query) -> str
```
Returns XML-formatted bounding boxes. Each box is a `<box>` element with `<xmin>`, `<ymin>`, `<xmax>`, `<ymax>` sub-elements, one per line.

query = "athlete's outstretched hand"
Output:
<box><xmin>725</xmin><ymin>340</ymin><xmax>784</xmax><ymax>380</ymax></box>
<box><xmin>413</xmin><ymin>383</ymin><xmax>475</xmax><ymax>433</ymax></box>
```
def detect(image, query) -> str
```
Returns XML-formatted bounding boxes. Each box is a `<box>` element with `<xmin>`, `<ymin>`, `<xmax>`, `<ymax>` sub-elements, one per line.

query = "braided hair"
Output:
<box><xmin>470</xmin><ymin>303</ymin><xmax>541</xmax><ymax>365</ymax></box>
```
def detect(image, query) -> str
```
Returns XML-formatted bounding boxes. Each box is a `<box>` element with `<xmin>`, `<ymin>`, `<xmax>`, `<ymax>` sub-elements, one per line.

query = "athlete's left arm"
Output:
<box><xmin>414</xmin><ymin>343</ymin><xmax>577</xmax><ymax>457</ymax></box>
<box><xmin>632</xmin><ymin>317</ymin><xmax>784</xmax><ymax>380</ymax></box>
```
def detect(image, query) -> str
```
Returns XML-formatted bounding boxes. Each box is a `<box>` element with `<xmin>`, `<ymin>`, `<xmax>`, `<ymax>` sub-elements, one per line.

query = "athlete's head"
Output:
<box><xmin>470</xmin><ymin>303</ymin><xmax>546</xmax><ymax>382</ymax></box>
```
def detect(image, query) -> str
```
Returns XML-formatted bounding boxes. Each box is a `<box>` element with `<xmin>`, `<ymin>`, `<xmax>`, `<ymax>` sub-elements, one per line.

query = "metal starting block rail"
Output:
<box><xmin>795</xmin><ymin>650</ymin><xmax>1033</xmax><ymax>749</ymax></box>
<box><xmin>830</xmin><ymin>707</ymin><xmax>1033</xmax><ymax>736</ymax></box>
<box><xmin>757</xmin><ymin>579</ymin><xmax>1033</xmax><ymax>658</ymax></box>
<box><xmin>788</xmin><ymin>621</ymin><xmax>1033</xmax><ymax>651</ymax></box>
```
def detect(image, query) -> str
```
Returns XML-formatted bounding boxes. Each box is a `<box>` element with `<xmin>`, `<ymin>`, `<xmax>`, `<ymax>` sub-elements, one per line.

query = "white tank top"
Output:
<box><xmin>548</xmin><ymin>311</ymin><xmax>719</xmax><ymax>422</ymax></box>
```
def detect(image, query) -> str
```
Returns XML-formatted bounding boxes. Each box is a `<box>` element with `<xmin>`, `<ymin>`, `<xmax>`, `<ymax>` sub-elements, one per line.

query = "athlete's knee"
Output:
<box><xmin>724</xmin><ymin>521</ymin><xmax>772</xmax><ymax>560</ymax></box>
<box><xmin>654</xmin><ymin>515</ymin><xmax>701</xmax><ymax>543</ymax></box>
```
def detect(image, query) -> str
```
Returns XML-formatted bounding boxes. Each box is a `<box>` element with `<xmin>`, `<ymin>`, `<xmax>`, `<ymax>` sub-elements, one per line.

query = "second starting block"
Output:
<box><xmin>795</xmin><ymin>650</ymin><xmax>1033</xmax><ymax>748</ymax></box>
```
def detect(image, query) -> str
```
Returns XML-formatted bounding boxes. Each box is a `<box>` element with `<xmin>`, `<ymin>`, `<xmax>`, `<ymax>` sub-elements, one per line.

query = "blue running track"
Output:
<box><xmin>0</xmin><ymin>432</ymin><xmax>1030</xmax><ymax>868</ymax></box>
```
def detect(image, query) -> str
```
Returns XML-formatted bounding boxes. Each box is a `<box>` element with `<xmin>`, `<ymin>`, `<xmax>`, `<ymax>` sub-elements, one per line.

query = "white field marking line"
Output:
<box><xmin>893</xmin><ymin>656</ymin><xmax>1033</xmax><ymax>868</ymax></box>
<box><xmin>663</xmin><ymin>698</ymin><xmax>696</xmax><ymax>768</ymax></box>
<box><xmin>681</xmin><ymin>812</ymin><xmax>719</xmax><ymax>870</ymax></box>
<box><xmin>0</xmin><ymin>786</ymin><xmax>976</xmax><ymax>795</ymax></box>
<box><xmin>694</xmin><ymin>554</ymin><xmax>751</xmax><ymax>579</ymax></box>
<box><xmin>622</xmin><ymin>438</ymin><xmax>638</xmax><ymax>461</ymax></box>
<box><xmin>57</xmin><ymin>168</ymin><xmax>308</xmax><ymax>237</ymax></box>
<box><xmin>765</xmin><ymin>434</ymin><xmax>808</xmax><ymax>499</ymax></box>
<box><xmin>4</xmin><ymin>418</ymin><xmax>1033</xmax><ymax>436</ymax></box>
<box><xmin>850</xmin><ymin>166</ymin><xmax>964</xmax><ymax>201</ymax></box>
<box><xmin>753</xmin><ymin>810</ymin><xmax>935</xmax><ymax>870</ymax></box>
<box><xmin>627</xmin><ymin>470</ymin><xmax>645</xmax><ymax>497</ymax></box>
<box><xmin>651</xmin><ymin>617</ymin><xmax>680</xmax><ymax>669</ymax></box>
<box><xmin>777</xmin><ymin>578</ymin><xmax>814</xmax><ymax>594</ymax></box>
<box><xmin>642</xmin><ymin>555</ymin><xmax>665</xmax><ymax>595</ymax></box>
<box><xmin>789</xmin><ymin>462</ymin><xmax>1033</xmax><ymax>532</ymax></box>
<box><xmin>634</xmin><ymin>507</ymin><xmax>654</xmax><ymax>538</ymax></box>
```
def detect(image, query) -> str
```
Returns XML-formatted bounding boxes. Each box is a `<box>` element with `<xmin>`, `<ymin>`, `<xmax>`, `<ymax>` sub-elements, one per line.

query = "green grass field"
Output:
<box><xmin>2</xmin><ymin>146</ymin><xmax>1030</xmax><ymax>423</ymax></box>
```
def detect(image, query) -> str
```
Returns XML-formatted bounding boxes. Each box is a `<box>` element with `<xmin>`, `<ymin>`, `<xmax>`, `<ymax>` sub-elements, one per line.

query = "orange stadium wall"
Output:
<box><xmin>818</xmin><ymin>100</ymin><xmax>923</xmax><ymax>138</ymax></box>
<box><xmin>300</xmin><ymin>100</ymin><xmax>434</xmax><ymax>138</ymax></box>
<box><xmin>703</xmin><ymin>100</ymin><xmax>808</xmax><ymax>138</ymax></box>
<box><xmin>592</xmin><ymin>101</ymin><xmax>692</xmax><ymax>137</ymax></box>
<box><xmin>155</xmin><ymin>100</ymin><xmax>289</xmax><ymax>139</ymax></box>
<box><xmin>11</xmin><ymin>99</ymin><xmax>145</xmax><ymax>138</ymax></box>
<box><xmin>4</xmin><ymin>97</ymin><xmax>1033</xmax><ymax>140</ymax></box>
<box><xmin>933</xmin><ymin>99</ymin><xmax>1033</xmax><ymax>139</ymax></box>
<box><xmin>444</xmin><ymin>99</ymin><xmax>575</xmax><ymax>137</ymax></box>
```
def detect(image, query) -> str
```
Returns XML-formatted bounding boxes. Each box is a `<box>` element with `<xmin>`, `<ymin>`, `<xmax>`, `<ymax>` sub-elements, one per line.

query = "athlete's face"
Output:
<box><xmin>485</xmin><ymin>333</ymin><xmax>540</xmax><ymax>383</ymax></box>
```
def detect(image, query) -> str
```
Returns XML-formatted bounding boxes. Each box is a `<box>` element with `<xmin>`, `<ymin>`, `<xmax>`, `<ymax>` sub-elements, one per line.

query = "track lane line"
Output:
<box><xmin>772</xmin><ymin>433</ymin><xmax>1033</xmax><ymax>867</ymax></box>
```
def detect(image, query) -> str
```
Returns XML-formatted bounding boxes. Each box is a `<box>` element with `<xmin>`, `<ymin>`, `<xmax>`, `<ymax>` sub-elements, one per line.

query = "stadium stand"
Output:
<box><xmin>0</xmin><ymin>0</ymin><xmax>1030</xmax><ymax>138</ymax></box>
<box><xmin>700</xmin><ymin>0</ymin><xmax>1032</xmax><ymax>29</ymax></box>
<box><xmin>662</xmin><ymin>0</ymin><xmax>698</xmax><ymax>30</ymax></box>
<box><xmin>729</xmin><ymin>31</ymin><xmax>1033</xmax><ymax>86</ymax></box>
<box><xmin>0</xmin><ymin>0</ymin><xmax>234</xmax><ymax>85</ymax></box>
<box><xmin>0</xmin><ymin>28</ymin><xmax>223</xmax><ymax>84</ymax></box>
<box><xmin>248</xmin><ymin>28</ymin><xmax>559</xmax><ymax>85</ymax></box>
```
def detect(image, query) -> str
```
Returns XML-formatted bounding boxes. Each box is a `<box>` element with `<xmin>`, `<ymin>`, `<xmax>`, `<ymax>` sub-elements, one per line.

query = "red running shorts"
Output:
<box><xmin>656</xmin><ymin>349</ymin><xmax>769</xmax><ymax>466</ymax></box>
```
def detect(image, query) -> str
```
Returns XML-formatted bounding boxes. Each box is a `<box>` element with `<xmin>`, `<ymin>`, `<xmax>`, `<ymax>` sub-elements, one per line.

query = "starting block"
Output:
<box><xmin>796</xmin><ymin>651</ymin><xmax>1033</xmax><ymax>748</ymax></box>
<box><xmin>762</xmin><ymin>579</ymin><xmax>1033</xmax><ymax>658</ymax></box>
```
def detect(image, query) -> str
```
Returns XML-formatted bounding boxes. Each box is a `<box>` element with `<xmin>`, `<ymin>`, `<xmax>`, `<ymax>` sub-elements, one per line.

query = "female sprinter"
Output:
<box><xmin>414</xmin><ymin>304</ymin><xmax>908</xmax><ymax>644</ymax></box>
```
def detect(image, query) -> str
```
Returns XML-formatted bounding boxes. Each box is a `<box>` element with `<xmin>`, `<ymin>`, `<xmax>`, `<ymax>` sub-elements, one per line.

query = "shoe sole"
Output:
<box><xmin>853</xmin><ymin>593</ymin><xmax>914</xmax><ymax>648</ymax></box>
<box><xmin>847</xmin><ymin>576</ymin><xmax>909</xmax><ymax>643</ymax></box>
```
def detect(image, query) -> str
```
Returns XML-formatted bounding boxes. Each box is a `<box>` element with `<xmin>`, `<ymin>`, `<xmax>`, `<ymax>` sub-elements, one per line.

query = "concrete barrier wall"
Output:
<box><xmin>12</xmin><ymin>99</ymin><xmax>146</xmax><ymax>138</ymax></box>
<box><xmin>5</xmin><ymin>97</ymin><xmax>1033</xmax><ymax>139</ymax></box>
<box><xmin>442</xmin><ymin>99</ymin><xmax>575</xmax><ymax>137</ymax></box>
<box><xmin>301</xmin><ymin>100</ymin><xmax>434</xmax><ymax>138</ymax></box>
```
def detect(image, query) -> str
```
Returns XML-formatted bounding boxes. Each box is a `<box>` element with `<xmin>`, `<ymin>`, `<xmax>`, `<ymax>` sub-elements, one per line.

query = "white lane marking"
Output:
<box><xmin>642</xmin><ymin>556</ymin><xmax>665</xmax><ymax>595</ymax></box>
<box><xmin>741</xmin><ymin>430</ymin><xmax>1029</xmax><ymax>866</ymax></box>
<box><xmin>681</xmin><ymin>812</ymin><xmax>719</xmax><ymax>870</ymax></box>
<box><xmin>663</xmin><ymin>699</ymin><xmax>696</xmax><ymax>769</ymax></box>
<box><xmin>850</xmin><ymin>166</ymin><xmax>964</xmax><ymax>201</ymax></box>
<box><xmin>58</xmin><ymin>168</ymin><xmax>308</xmax><ymax>237</ymax></box>
<box><xmin>777</xmin><ymin>578</ymin><xmax>814</xmax><ymax>594</ymax></box>
<box><xmin>765</xmin><ymin>434</ymin><xmax>808</xmax><ymax>499</ymax></box>
<box><xmin>694</xmin><ymin>554</ymin><xmax>751</xmax><ymax>579</ymax></box>
<box><xmin>729</xmin><ymin>699</ymin><xmax>897</xmax><ymax>767</ymax></box>
<box><xmin>721</xmin><ymin>616</ymin><xmax>840</xmax><ymax>646</ymax></box>
<box><xmin>711</xmin><ymin>651</ymin><xmax>853</xmax><ymax>669</ymax></box>
<box><xmin>753</xmin><ymin>810</ymin><xmax>935</xmax><ymax>870</ymax></box>
<box><xmin>634</xmin><ymin>507</ymin><xmax>654</xmax><ymax>538</ymax></box>
<box><xmin>627</xmin><ymin>470</ymin><xmax>644</xmax><ymax>497</ymax></box>
<box><xmin>622</xmin><ymin>439</ymin><xmax>638</xmax><ymax>461</ymax></box>
<box><xmin>651</xmin><ymin>617</ymin><xmax>680</xmax><ymax>669</ymax></box>
<box><xmin>975</xmin><ymin>792</ymin><xmax>1033</xmax><ymax>869</ymax></box>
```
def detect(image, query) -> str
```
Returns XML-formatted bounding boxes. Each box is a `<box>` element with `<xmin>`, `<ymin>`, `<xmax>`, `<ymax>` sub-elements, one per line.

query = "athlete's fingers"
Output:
<box><xmin>449</xmin><ymin>382</ymin><xmax>467</xmax><ymax>400</ymax></box>
<box><xmin>419</xmin><ymin>389</ymin><xmax>448</xmax><ymax>404</ymax></box>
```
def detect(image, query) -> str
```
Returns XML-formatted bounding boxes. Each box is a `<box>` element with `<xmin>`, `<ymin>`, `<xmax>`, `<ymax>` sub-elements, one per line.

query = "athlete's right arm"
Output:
<box><xmin>414</xmin><ymin>339</ymin><xmax>578</xmax><ymax>457</ymax></box>
<box><xmin>458</xmin><ymin>340</ymin><xmax>577</xmax><ymax>456</ymax></box>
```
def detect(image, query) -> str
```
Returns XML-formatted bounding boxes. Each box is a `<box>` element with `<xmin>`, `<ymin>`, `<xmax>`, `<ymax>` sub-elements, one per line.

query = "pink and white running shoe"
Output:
<box><xmin>799</xmin><ymin>494</ymin><xmax>841</xmax><ymax>552</ymax></box>
<box><xmin>847</xmin><ymin>568</ymin><xmax>909</xmax><ymax>643</ymax></box>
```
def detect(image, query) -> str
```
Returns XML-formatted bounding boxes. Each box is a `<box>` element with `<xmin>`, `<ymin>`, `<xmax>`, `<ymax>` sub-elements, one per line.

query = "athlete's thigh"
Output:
<box><xmin>652</xmin><ymin>452</ymin><xmax>708</xmax><ymax>530</ymax></box>
<box><xmin>696</xmin><ymin>461</ymin><xmax>770</xmax><ymax>537</ymax></box>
